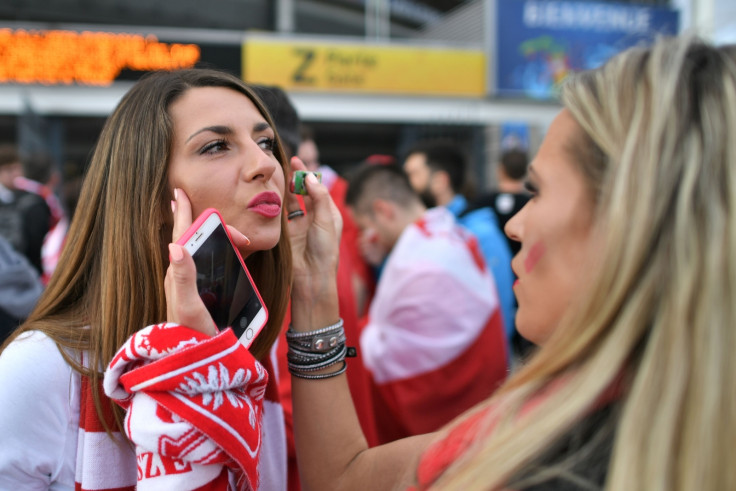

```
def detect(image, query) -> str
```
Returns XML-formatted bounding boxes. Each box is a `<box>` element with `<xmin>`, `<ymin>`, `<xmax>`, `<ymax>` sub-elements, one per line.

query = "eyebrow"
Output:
<box><xmin>186</xmin><ymin>125</ymin><xmax>233</xmax><ymax>143</ymax></box>
<box><xmin>253</xmin><ymin>121</ymin><xmax>271</xmax><ymax>133</ymax></box>
<box><xmin>185</xmin><ymin>121</ymin><xmax>273</xmax><ymax>143</ymax></box>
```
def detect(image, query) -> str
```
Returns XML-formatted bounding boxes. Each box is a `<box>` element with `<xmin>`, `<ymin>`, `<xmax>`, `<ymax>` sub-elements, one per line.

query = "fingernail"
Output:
<box><xmin>168</xmin><ymin>243</ymin><xmax>184</xmax><ymax>263</ymax></box>
<box><xmin>171</xmin><ymin>200</ymin><xmax>176</xmax><ymax>214</ymax></box>
<box><xmin>238</xmin><ymin>230</ymin><xmax>251</xmax><ymax>245</ymax></box>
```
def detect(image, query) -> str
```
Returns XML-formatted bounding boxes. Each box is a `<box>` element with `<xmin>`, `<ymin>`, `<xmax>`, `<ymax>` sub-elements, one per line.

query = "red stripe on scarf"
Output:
<box><xmin>78</xmin><ymin>375</ymin><xmax>120</xmax><ymax>433</ymax></box>
<box><xmin>76</xmin><ymin>370</ymin><xmax>136</xmax><ymax>490</ymax></box>
<box><xmin>105</xmin><ymin>323</ymin><xmax>267</xmax><ymax>490</ymax></box>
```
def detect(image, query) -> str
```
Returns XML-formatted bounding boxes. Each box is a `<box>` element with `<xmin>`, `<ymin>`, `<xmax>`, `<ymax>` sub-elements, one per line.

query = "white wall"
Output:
<box><xmin>673</xmin><ymin>0</ymin><xmax>736</xmax><ymax>45</ymax></box>
<box><xmin>713</xmin><ymin>0</ymin><xmax>736</xmax><ymax>44</ymax></box>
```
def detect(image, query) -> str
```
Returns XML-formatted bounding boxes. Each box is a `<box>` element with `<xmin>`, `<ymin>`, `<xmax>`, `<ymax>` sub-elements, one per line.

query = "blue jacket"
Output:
<box><xmin>446</xmin><ymin>196</ymin><xmax>516</xmax><ymax>340</ymax></box>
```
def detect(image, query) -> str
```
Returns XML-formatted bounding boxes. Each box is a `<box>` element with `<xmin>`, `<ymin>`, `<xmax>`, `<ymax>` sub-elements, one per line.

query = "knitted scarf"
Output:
<box><xmin>75</xmin><ymin>323</ymin><xmax>267</xmax><ymax>490</ymax></box>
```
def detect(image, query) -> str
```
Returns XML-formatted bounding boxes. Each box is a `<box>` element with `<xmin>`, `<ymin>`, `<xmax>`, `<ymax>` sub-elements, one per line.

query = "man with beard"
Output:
<box><xmin>403</xmin><ymin>140</ymin><xmax>515</xmax><ymax>349</ymax></box>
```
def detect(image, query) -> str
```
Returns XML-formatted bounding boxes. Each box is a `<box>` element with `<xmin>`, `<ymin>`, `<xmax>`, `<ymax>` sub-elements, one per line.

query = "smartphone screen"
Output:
<box><xmin>180</xmin><ymin>210</ymin><xmax>268</xmax><ymax>347</ymax></box>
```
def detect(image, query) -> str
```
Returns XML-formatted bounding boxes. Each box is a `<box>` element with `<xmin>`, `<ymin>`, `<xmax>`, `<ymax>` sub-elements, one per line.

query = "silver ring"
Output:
<box><xmin>288</xmin><ymin>209</ymin><xmax>305</xmax><ymax>220</ymax></box>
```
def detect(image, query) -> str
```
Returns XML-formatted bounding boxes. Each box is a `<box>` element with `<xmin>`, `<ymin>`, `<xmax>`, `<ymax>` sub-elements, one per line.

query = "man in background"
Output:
<box><xmin>346</xmin><ymin>163</ymin><xmax>507</xmax><ymax>444</ymax></box>
<box><xmin>253</xmin><ymin>86</ymin><xmax>380</xmax><ymax>491</ymax></box>
<box><xmin>14</xmin><ymin>153</ymin><xmax>68</xmax><ymax>284</ymax></box>
<box><xmin>0</xmin><ymin>234</ymin><xmax>43</xmax><ymax>343</ymax></box>
<box><xmin>484</xmin><ymin>148</ymin><xmax>531</xmax><ymax>255</ymax></box>
<box><xmin>0</xmin><ymin>145</ymin><xmax>51</xmax><ymax>275</ymax></box>
<box><xmin>402</xmin><ymin>140</ymin><xmax>516</xmax><ymax>347</ymax></box>
<box><xmin>478</xmin><ymin>148</ymin><xmax>534</xmax><ymax>358</ymax></box>
<box><xmin>298</xmin><ymin>126</ymin><xmax>375</xmax><ymax>318</ymax></box>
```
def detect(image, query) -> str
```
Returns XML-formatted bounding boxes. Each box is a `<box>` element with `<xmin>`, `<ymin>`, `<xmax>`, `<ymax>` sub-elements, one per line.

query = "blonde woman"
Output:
<box><xmin>284</xmin><ymin>36</ymin><xmax>736</xmax><ymax>490</ymax></box>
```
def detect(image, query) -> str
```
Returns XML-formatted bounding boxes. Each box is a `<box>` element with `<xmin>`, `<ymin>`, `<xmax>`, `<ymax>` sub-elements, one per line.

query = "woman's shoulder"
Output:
<box><xmin>2</xmin><ymin>329</ymin><xmax>66</xmax><ymax>360</ymax></box>
<box><xmin>0</xmin><ymin>330</ymin><xmax>81</xmax><ymax>488</ymax></box>
<box><xmin>0</xmin><ymin>330</ymin><xmax>75</xmax><ymax>397</ymax></box>
<box><xmin>415</xmin><ymin>404</ymin><xmax>494</xmax><ymax>488</ymax></box>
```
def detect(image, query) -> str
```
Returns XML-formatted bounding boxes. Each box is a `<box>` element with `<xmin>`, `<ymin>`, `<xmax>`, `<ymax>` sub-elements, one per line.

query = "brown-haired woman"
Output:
<box><xmin>0</xmin><ymin>68</ymin><xmax>298</xmax><ymax>489</ymax></box>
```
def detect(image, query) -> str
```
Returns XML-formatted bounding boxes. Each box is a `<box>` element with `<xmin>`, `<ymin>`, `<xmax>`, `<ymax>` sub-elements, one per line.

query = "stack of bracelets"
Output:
<box><xmin>286</xmin><ymin>318</ymin><xmax>353</xmax><ymax>380</ymax></box>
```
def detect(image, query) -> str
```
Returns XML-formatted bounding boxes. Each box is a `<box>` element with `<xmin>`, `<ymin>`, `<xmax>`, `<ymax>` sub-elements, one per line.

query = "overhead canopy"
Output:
<box><xmin>0</xmin><ymin>82</ymin><xmax>560</xmax><ymax>127</ymax></box>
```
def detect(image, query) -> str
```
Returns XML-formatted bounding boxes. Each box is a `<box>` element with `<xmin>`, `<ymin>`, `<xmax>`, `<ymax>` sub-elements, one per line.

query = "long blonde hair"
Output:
<box><xmin>431</xmin><ymin>36</ymin><xmax>736</xmax><ymax>490</ymax></box>
<box><xmin>0</xmin><ymin>69</ymin><xmax>293</xmax><ymax>436</ymax></box>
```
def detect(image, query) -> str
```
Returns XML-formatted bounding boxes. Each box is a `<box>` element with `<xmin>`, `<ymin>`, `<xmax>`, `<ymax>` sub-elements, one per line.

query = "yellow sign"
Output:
<box><xmin>243</xmin><ymin>38</ymin><xmax>486</xmax><ymax>97</ymax></box>
<box><xmin>0</xmin><ymin>29</ymin><xmax>201</xmax><ymax>86</ymax></box>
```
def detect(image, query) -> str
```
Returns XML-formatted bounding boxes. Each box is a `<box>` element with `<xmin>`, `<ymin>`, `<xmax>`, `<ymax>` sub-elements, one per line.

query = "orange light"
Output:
<box><xmin>0</xmin><ymin>29</ymin><xmax>201</xmax><ymax>86</ymax></box>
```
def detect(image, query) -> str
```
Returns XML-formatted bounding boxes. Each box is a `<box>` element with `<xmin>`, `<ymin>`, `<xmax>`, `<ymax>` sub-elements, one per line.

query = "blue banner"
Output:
<box><xmin>496</xmin><ymin>0</ymin><xmax>679</xmax><ymax>99</ymax></box>
<box><xmin>501</xmin><ymin>122</ymin><xmax>530</xmax><ymax>151</ymax></box>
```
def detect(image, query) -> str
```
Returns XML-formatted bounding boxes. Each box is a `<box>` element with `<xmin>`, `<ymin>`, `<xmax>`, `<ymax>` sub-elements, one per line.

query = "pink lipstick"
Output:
<box><xmin>248</xmin><ymin>191</ymin><xmax>282</xmax><ymax>218</ymax></box>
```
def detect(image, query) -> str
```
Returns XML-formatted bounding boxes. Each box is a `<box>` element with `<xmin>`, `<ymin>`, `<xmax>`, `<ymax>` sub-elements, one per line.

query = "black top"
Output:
<box><xmin>0</xmin><ymin>189</ymin><xmax>51</xmax><ymax>275</ymax></box>
<box><xmin>473</xmin><ymin>191</ymin><xmax>529</xmax><ymax>255</ymax></box>
<box><xmin>509</xmin><ymin>402</ymin><xmax>618</xmax><ymax>491</ymax></box>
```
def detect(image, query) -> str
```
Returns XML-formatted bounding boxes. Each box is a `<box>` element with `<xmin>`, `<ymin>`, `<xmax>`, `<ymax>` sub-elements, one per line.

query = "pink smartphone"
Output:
<box><xmin>175</xmin><ymin>208</ymin><xmax>268</xmax><ymax>349</ymax></box>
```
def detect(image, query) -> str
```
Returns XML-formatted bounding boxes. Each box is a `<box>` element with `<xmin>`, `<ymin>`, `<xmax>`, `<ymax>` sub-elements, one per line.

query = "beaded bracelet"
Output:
<box><xmin>290</xmin><ymin>361</ymin><xmax>348</xmax><ymax>380</ymax></box>
<box><xmin>286</xmin><ymin>319</ymin><xmax>344</xmax><ymax>339</ymax></box>
<box><xmin>288</xmin><ymin>345</ymin><xmax>348</xmax><ymax>372</ymax></box>
<box><xmin>288</xmin><ymin>334</ymin><xmax>346</xmax><ymax>355</ymax></box>
<box><xmin>288</xmin><ymin>344</ymin><xmax>344</xmax><ymax>363</ymax></box>
<box><xmin>287</xmin><ymin>319</ymin><xmax>352</xmax><ymax>379</ymax></box>
<box><xmin>286</xmin><ymin>319</ymin><xmax>345</xmax><ymax>353</ymax></box>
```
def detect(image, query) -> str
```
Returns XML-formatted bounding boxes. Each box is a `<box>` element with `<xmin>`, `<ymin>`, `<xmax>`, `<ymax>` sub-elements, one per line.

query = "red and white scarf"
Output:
<box><xmin>75</xmin><ymin>323</ymin><xmax>268</xmax><ymax>490</ymax></box>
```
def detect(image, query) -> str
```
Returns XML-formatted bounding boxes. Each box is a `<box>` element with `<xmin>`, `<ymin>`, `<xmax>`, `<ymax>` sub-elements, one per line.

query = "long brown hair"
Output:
<box><xmin>0</xmin><ymin>69</ymin><xmax>292</xmax><ymax>436</ymax></box>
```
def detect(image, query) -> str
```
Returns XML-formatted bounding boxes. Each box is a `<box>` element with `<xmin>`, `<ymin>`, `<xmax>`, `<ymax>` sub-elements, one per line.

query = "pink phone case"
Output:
<box><xmin>175</xmin><ymin>208</ymin><xmax>269</xmax><ymax>348</ymax></box>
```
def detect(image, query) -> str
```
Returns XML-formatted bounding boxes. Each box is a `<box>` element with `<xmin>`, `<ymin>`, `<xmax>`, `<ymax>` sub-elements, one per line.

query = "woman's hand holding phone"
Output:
<box><xmin>167</xmin><ymin>188</ymin><xmax>257</xmax><ymax>340</ymax></box>
<box><xmin>166</xmin><ymin>188</ymin><xmax>219</xmax><ymax>336</ymax></box>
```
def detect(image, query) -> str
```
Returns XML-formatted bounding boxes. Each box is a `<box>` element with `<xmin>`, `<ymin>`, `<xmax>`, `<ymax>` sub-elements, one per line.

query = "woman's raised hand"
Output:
<box><xmin>285</xmin><ymin>157</ymin><xmax>342</xmax><ymax>329</ymax></box>
<box><xmin>165</xmin><ymin>188</ymin><xmax>219</xmax><ymax>336</ymax></box>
